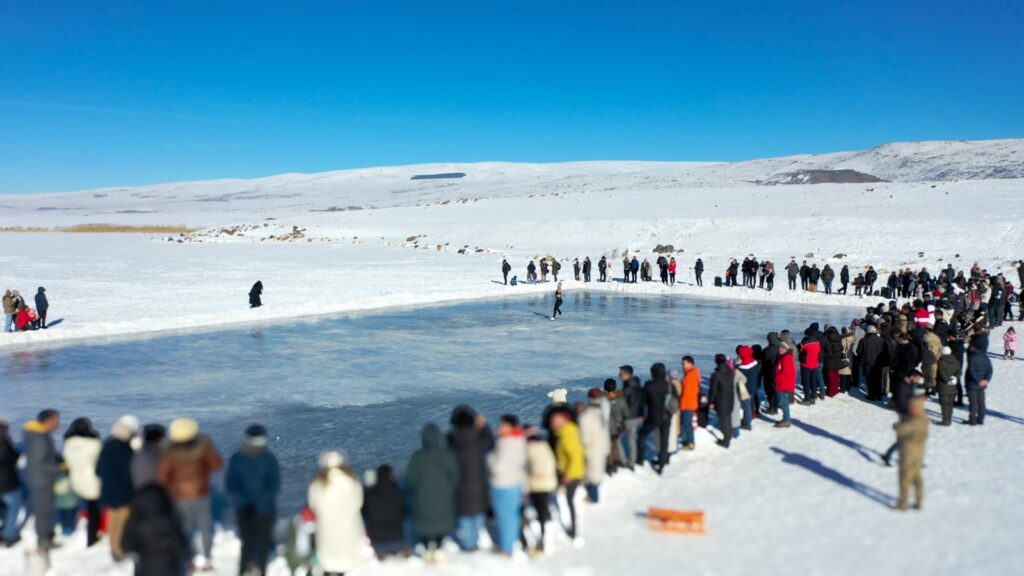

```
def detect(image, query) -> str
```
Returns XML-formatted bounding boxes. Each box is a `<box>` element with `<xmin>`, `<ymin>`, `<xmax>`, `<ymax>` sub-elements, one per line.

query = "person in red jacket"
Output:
<box><xmin>774</xmin><ymin>343</ymin><xmax>797</xmax><ymax>428</ymax></box>
<box><xmin>798</xmin><ymin>333</ymin><xmax>823</xmax><ymax>405</ymax></box>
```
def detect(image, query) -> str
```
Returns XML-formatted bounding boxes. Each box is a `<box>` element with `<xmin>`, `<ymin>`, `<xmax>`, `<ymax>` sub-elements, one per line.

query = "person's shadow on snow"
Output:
<box><xmin>770</xmin><ymin>446</ymin><xmax>896</xmax><ymax>508</ymax></box>
<box><xmin>789</xmin><ymin>418</ymin><xmax>884</xmax><ymax>464</ymax></box>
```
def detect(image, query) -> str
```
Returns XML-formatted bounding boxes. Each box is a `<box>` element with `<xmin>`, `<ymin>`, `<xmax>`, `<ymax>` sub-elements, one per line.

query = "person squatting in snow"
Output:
<box><xmin>2</xmin><ymin>287</ymin><xmax>48</xmax><ymax>332</ymax></box>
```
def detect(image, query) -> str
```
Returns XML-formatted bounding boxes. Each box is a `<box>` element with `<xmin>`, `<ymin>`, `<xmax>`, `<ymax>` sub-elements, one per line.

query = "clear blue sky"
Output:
<box><xmin>2</xmin><ymin>0</ymin><xmax>1022</xmax><ymax>193</ymax></box>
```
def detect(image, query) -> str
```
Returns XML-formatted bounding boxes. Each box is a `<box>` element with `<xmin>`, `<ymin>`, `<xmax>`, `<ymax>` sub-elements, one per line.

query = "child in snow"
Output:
<box><xmin>1004</xmin><ymin>327</ymin><xmax>1017</xmax><ymax>360</ymax></box>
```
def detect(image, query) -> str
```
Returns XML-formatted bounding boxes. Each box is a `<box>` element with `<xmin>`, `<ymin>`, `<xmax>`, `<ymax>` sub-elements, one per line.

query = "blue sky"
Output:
<box><xmin>1</xmin><ymin>0</ymin><xmax>1022</xmax><ymax>193</ymax></box>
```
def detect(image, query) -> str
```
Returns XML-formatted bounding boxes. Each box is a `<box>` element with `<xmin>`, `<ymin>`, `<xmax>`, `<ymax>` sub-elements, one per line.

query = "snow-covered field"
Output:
<box><xmin>1</xmin><ymin>139</ymin><xmax>1022</xmax><ymax>575</ymax></box>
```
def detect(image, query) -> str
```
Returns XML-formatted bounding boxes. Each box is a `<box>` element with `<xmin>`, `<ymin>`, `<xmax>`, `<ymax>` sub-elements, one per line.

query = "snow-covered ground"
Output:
<box><xmin>1</xmin><ymin>139</ymin><xmax>1022</xmax><ymax>574</ymax></box>
<box><xmin>0</xmin><ymin>140</ymin><xmax>1022</xmax><ymax>350</ymax></box>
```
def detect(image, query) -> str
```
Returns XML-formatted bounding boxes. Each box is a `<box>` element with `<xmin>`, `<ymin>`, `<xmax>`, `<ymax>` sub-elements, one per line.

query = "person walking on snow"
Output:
<box><xmin>249</xmin><ymin>281</ymin><xmax>263</xmax><ymax>308</ymax></box>
<box><xmin>1004</xmin><ymin>326</ymin><xmax>1017</xmax><ymax>360</ymax></box>
<box><xmin>501</xmin><ymin>259</ymin><xmax>512</xmax><ymax>285</ymax></box>
<box><xmin>551</xmin><ymin>282</ymin><xmax>564</xmax><ymax>320</ymax></box>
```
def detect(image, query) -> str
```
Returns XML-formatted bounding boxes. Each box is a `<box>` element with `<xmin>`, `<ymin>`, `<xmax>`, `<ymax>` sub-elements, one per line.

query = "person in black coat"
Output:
<box><xmin>96</xmin><ymin>417</ymin><xmax>138</xmax><ymax>560</ymax></box>
<box><xmin>34</xmin><ymin>287</ymin><xmax>49</xmax><ymax>329</ymax></box>
<box><xmin>406</xmin><ymin>424</ymin><xmax>459</xmax><ymax>549</ymax></box>
<box><xmin>0</xmin><ymin>418</ymin><xmax>22</xmax><ymax>546</ymax></box>
<box><xmin>891</xmin><ymin>334</ymin><xmax>920</xmax><ymax>380</ymax></box>
<box><xmin>362</xmin><ymin>464</ymin><xmax>408</xmax><ymax>559</ymax></box>
<box><xmin>636</xmin><ymin>363</ymin><xmax>670</xmax><ymax>473</ymax></box>
<box><xmin>248</xmin><ymin>281</ymin><xmax>263</xmax><ymax>308</ymax></box>
<box><xmin>122</xmin><ymin>484</ymin><xmax>188</xmax><ymax>576</ymax></box>
<box><xmin>447</xmin><ymin>405</ymin><xmax>494</xmax><ymax>551</ymax></box>
<box><xmin>501</xmin><ymin>259</ymin><xmax>512</xmax><ymax>285</ymax></box>
<box><xmin>856</xmin><ymin>326</ymin><xmax>887</xmax><ymax>400</ymax></box>
<box><xmin>839</xmin><ymin>265</ymin><xmax>850</xmax><ymax>294</ymax></box>
<box><xmin>694</xmin><ymin>258</ymin><xmax>704</xmax><ymax>286</ymax></box>
<box><xmin>707</xmin><ymin>355</ymin><xmax>736</xmax><ymax>448</ymax></box>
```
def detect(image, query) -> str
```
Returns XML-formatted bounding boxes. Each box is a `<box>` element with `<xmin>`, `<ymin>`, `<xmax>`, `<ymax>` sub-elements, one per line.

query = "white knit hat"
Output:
<box><xmin>941</xmin><ymin>346</ymin><xmax>952</xmax><ymax>355</ymax></box>
<box><xmin>319</xmin><ymin>450</ymin><xmax>344</xmax><ymax>470</ymax></box>
<box><xmin>547</xmin><ymin>388</ymin><xmax>568</xmax><ymax>404</ymax></box>
<box><xmin>111</xmin><ymin>415</ymin><xmax>140</xmax><ymax>441</ymax></box>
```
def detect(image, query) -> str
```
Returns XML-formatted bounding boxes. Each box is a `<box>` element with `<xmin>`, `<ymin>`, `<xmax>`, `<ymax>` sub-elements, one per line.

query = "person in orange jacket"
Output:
<box><xmin>679</xmin><ymin>356</ymin><xmax>701</xmax><ymax>451</ymax></box>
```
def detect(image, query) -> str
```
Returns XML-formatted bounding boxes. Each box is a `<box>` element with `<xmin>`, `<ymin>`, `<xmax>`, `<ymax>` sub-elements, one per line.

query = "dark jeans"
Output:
<box><xmin>563</xmin><ymin>481</ymin><xmax>580</xmax><ymax>538</ymax></box>
<box><xmin>800</xmin><ymin>367</ymin><xmax>824</xmax><ymax>401</ymax></box>
<box><xmin>85</xmin><ymin>499</ymin><xmax>100</xmax><ymax>546</ymax></box>
<box><xmin>237</xmin><ymin>506</ymin><xmax>275</xmax><ymax>576</ymax></box>
<box><xmin>824</xmin><ymin>280</ymin><xmax>832</xmax><ymax>295</ymax></box>
<box><xmin>695</xmin><ymin>271</ymin><xmax>703</xmax><ymax>286</ymax></box>
<box><xmin>939</xmin><ymin>393</ymin><xmax>955</xmax><ymax>425</ymax></box>
<box><xmin>968</xmin><ymin>388</ymin><xmax>986</xmax><ymax>424</ymax></box>
<box><xmin>839</xmin><ymin>280</ymin><xmax>848</xmax><ymax>294</ymax></box>
<box><xmin>788</xmin><ymin>277</ymin><xmax>797</xmax><ymax>290</ymax></box>
<box><xmin>679</xmin><ymin>410</ymin><xmax>695</xmax><ymax>446</ymax></box>
<box><xmin>637</xmin><ymin>419</ymin><xmax>669</xmax><ymax>467</ymax></box>
<box><xmin>865</xmin><ymin>364</ymin><xmax>884</xmax><ymax>400</ymax></box>
<box><xmin>552</xmin><ymin>298</ymin><xmax>563</xmax><ymax>318</ymax></box>
<box><xmin>31</xmin><ymin>487</ymin><xmax>54</xmax><ymax>545</ymax></box>
<box><xmin>503</xmin><ymin>272</ymin><xmax>508</xmax><ymax>284</ymax></box>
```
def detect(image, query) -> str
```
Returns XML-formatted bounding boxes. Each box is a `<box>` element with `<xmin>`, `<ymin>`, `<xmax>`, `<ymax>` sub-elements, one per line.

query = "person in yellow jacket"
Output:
<box><xmin>551</xmin><ymin>408</ymin><xmax>584</xmax><ymax>540</ymax></box>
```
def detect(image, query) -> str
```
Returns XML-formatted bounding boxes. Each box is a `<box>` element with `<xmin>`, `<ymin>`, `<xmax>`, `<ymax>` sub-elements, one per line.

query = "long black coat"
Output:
<box><xmin>707</xmin><ymin>365</ymin><xmax>736</xmax><ymax>416</ymax></box>
<box><xmin>642</xmin><ymin>366</ymin><xmax>670</xmax><ymax>425</ymax></box>
<box><xmin>857</xmin><ymin>332</ymin><xmax>885</xmax><ymax>365</ymax></box>
<box><xmin>406</xmin><ymin>425</ymin><xmax>459</xmax><ymax>539</ymax></box>
<box><xmin>891</xmin><ymin>342</ymin><xmax>920</xmax><ymax>378</ymax></box>
<box><xmin>447</xmin><ymin>407</ymin><xmax>494</xmax><ymax>517</ymax></box>
<box><xmin>121</xmin><ymin>485</ymin><xmax>188</xmax><ymax>576</ymax></box>
<box><xmin>97</xmin><ymin>438</ymin><xmax>135</xmax><ymax>508</ymax></box>
<box><xmin>362</xmin><ymin>470</ymin><xmax>406</xmax><ymax>544</ymax></box>
<box><xmin>823</xmin><ymin>329</ymin><xmax>844</xmax><ymax>370</ymax></box>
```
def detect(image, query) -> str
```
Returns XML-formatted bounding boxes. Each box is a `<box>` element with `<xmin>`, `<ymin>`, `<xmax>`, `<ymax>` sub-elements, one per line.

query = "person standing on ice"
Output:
<box><xmin>226</xmin><ymin>424</ymin><xmax>280</xmax><ymax>576</ymax></box>
<box><xmin>157</xmin><ymin>418</ymin><xmax>223</xmax><ymax>571</ymax></box>
<box><xmin>307</xmin><ymin>451</ymin><xmax>365</xmax><ymax>576</ymax></box>
<box><xmin>694</xmin><ymin>258</ymin><xmax>704</xmax><ymax>287</ymax></box>
<box><xmin>785</xmin><ymin>259</ymin><xmax>799</xmax><ymax>290</ymax></box>
<box><xmin>406</xmin><ymin>424</ymin><xmax>458</xmax><ymax>561</ymax></box>
<box><xmin>821</xmin><ymin>265</ymin><xmax>835</xmax><ymax>295</ymax></box>
<box><xmin>34</xmin><ymin>287</ymin><xmax>48</xmax><ymax>329</ymax></box>
<box><xmin>527</xmin><ymin>260</ymin><xmax>537</xmax><ymax>283</ymax></box>
<box><xmin>707</xmin><ymin>354</ymin><xmax>736</xmax><ymax>448</ymax></box>
<box><xmin>965</xmin><ymin>334</ymin><xmax>992</xmax><ymax>425</ymax></box>
<box><xmin>630</xmin><ymin>256</ymin><xmax>640</xmax><ymax>283</ymax></box>
<box><xmin>839</xmin><ymin>264</ymin><xmax>850</xmax><ymax>295</ymax></box>
<box><xmin>583</xmin><ymin>256</ymin><xmax>593</xmax><ymax>282</ymax></box>
<box><xmin>61</xmin><ymin>417</ymin><xmax>103</xmax><ymax>548</ymax></box>
<box><xmin>579</xmin><ymin>389</ymin><xmax>610</xmax><ymax>502</ymax></box>
<box><xmin>447</xmin><ymin>405</ymin><xmax>494</xmax><ymax>552</ymax></box>
<box><xmin>524</xmin><ymin>427</ymin><xmax>556</xmax><ymax>554</ymax></box>
<box><xmin>2</xmin><ymin>290</ymin><xmax>15</xmax><ymax>333</ymax></box>
<box><xmin>936</xmin><ymin>346</ymin><xmax>961</xmax><ymax>426</ymax></box>
<box><xmin>618</xmin><ymin>366</ymin><xmax>644</xmax><ymax>470</ymax></box>
<box><xmin>551</xmin><ymin>258</ymin><xmax>561</xmax><ymax>282</ymax></box>
<box><xmin>551</xmin><ymin>282</ymin><xmax>564</xmax><ymax>320</ymax></box>
<box><xmin>573</xmin><ymin>258</ymin><xmax>581</xmax><ymax>281</ymax></box>
<box><xmin>773</xmin><ymin>343</ymin><xmax>796</xmax><ymax>427</ymax></box>
<box><xmin>487</xmin><ymin>414</ymin><xmax>526</xmax><ymax>557</ymax></box>
<box><xmin>865</xmin><ymin>266</ymin><xmax>879</xmax><ymax>295</ymax></box>
<box><xmin>669</xmin><ymin>257</ymin><xmax>678</xmax><ymax>286</ymax></box>
<box><xmin>678</xmin><ymin>356</ymin><xmax>701</xmax><ymax>450</ymax></box>
<box><xmin>894</xmin><ymin>393</ymin><xmax>929</xmax><ymax>511</ymax></box>
<box><xmin>502</xmin><ymin>259</ymin><xmax>512</xmax><ymax>285</ymax></box>
<box><xmin>24</xmin><ymin>409</ymin><xmax>61</xmax><ymax>550</ymax></box>
<box><xmin>120</xmin><ymin>483</ymin><xmax>188</xmax><ymax>576</ymax></box>
<box><xmin>96</xmin><ymin>415</ymin><xmax>139</xmax><ymax>561</ymax></box>
<box><xmin>249</xmin><ymin>280</ymin><xmax>263</xmax><ymax>308</ymax></box>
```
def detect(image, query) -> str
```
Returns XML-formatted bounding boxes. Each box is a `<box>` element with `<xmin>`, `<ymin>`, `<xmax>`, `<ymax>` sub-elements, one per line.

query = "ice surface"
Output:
<box><xmin>2</xmin><ymin>292</ymin><xmax>855</xmax><ymax>513</ymax></box>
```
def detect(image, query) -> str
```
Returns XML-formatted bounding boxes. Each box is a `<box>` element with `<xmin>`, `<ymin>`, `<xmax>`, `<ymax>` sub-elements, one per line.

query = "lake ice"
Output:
<box><xmin>1</xmin><ymin>292</ymin><xmax>855</xmax><ymax>512</ymax></box>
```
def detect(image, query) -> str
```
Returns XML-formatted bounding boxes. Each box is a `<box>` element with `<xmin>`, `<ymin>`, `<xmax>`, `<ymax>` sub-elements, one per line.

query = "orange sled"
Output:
<box><xmin>646</xmin><ymin>507</ymin><xmax>706</xmax><ymax>534</ymax></box>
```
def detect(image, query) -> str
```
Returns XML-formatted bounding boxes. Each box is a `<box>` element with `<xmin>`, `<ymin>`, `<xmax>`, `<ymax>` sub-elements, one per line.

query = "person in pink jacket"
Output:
<box><xmin>1004</xmin><ymin>327</ymin><xmax>1017</xmax><ymax>360</ymax></box>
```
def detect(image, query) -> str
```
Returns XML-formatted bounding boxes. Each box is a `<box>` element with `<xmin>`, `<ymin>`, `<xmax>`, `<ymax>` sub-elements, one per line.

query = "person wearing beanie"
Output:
<box><xmin>579</xmin><ymin>390</ymin><xmax>611</xmax><ymax>502</ymax></box>
<box><xmin>157</xmin><ymin>418</ymin><xmax>223</xmax><ymax>570</ymax></box>
<box><xmin>226</xmin><ymin>424</ymin><xmax>281</xmax><ymax>576</ymax></box>
<box><xmin>95</xmin><ymin>415</ymin><xmax>139</xmax><ymax>559</ymax></box>
<box><xmin>362</xmin><ymin>464</ymin><xmax>408</xmax><ymax>560</ymax></box>
<box><xmin>307</xmin><ymin>449</ymin><xmax>365</xmax><ymax>574</ymax></box>
<box><xmin>936</xmin><ymin>346</ymin><xmax>962</xmax><ymax>426</ymax></box>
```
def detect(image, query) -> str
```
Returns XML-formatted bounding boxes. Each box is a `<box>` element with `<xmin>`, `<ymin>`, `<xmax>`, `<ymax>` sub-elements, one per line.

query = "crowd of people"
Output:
<box><xmin>1</xmin><ymin>261</ymin><xmax>1009</xmax><ymax>575</ymax></box>
<box><xmin>501</xmin><ymin>255</ymin><xmax>1024</xmax><ymax>315</ymax></box>
<box><xmin>2</xmin><ymin>288</ymin><xmax>49</xmax><ymax>332</ymax></box>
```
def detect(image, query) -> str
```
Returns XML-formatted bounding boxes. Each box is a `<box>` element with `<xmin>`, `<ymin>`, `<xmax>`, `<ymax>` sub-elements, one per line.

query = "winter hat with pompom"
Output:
<box><xmin>319</xmin><ymin>450</ymin><xmax>344</xmax><ymax>470</ymax></box>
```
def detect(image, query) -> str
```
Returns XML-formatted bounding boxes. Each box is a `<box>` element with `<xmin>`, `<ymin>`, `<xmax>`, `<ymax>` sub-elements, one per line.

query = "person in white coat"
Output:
<box><xmin>487</xmin><ymin>415</ymin><xmax>527</xmax><ymax>556</ymax></box>
<box><xmin>524</xmin><ymin>428</ymin><xmax>557</xmax><ymax>554</ymax></box>
<box><xmin>578</xmin><ymin>389</ymin><xmax>611</xmax><ymax>503</ymax></box>
<box><xmin>62</xmin><ymin>417</ymin><xmax>103</xmax><ymax>546</ymax></box>
<box><xmin>307</xmin><ymin>451</ymin><xmax>366</xmax><ymax>576</ymax></box>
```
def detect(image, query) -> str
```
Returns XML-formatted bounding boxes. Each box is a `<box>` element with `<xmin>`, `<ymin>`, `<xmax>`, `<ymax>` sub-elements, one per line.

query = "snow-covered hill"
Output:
<box><xmin>1</xmin><ymin>139</ymin><xmax>1022</xmax><ymax>229</ymax></box>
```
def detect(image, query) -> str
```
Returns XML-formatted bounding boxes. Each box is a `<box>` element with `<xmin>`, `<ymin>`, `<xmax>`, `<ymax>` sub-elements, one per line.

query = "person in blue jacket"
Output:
<box><xmin>965</xmin><ymin>334</ymin><xmax>993</xmax><ymax>426</ymax></box>
<box><xmin>226</xmin><ymin>424</ymin><xmax>281</xmax><ymax>576</ymax></box>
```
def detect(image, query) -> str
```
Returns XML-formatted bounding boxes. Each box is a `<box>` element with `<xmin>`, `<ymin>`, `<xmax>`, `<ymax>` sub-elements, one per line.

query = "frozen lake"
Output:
<box><xmin>2</xmin><ymin>292</ymin><xmax>855</xmax><ymax>512</ymax></box>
